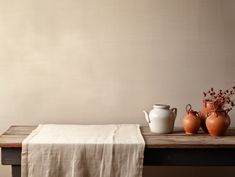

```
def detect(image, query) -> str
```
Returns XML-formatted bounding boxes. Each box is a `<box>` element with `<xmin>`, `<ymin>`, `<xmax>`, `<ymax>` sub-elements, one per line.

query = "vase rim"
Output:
<box><xmin>153</xmin><ymin>104</ymin><xmax>170</xmax><ymax>109</ymax></box>
<box><xmin>210</xmin><ymin>110</ymin><xmax>227</xmax><ymax>112</ymax></box>
<box><xmin>203</xmin><ymin>99</ymin><xmax>215</xmax><ymax>102</ymax></box>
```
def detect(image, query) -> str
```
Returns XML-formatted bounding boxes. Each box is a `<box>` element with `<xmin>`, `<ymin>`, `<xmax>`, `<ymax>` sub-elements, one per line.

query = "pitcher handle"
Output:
<box><xmin>143</xmin><ymin>110</ymin><xmax>151</xmax><ymax>123</ymax></box>
<box><xmin>171</xmin><ymin>108</ymin><xmax>177</xmax><ymax>119</ymax></box>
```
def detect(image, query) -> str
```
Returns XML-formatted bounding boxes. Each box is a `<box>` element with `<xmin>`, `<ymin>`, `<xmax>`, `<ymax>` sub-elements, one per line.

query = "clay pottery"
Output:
<box><xmin>143</xmin><ymin>104</ymin><xmax>177</xmax><ymax>133</ymax></box>
<box><xmin>225</xmin><ymin>113</ymin><xmax>231</xmax><ymax>128</ymax></box>
<box><xmin>182</xmin><ymin>104</ymin><xmax>201</xmax><ymax>135</ymax></box>
<box><xmin>199</xmin><ymin>100</ymin><xmax>221</xmax><ymax>133</ymax></box>
<box><xmin>206</xmin><ymin>111</ymin><xmax>230</xmax><ymax>136</ymax></box>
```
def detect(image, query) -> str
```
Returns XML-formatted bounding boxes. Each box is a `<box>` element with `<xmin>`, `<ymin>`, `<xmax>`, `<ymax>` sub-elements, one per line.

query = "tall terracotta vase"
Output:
<box><xmin>199</xmin><ymin>100</ymin><xmax>221</xmax><ymax>133</ymax></box>
<box><xmin>206</xmin><ymin>111</ymin><xmax>231</xmax><ymax>136</ymax></box>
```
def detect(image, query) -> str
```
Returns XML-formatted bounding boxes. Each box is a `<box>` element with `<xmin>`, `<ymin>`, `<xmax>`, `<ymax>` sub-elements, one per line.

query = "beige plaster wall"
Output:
<box><xmin>0</xmin><ymin>0</ymin><xmax>235</xmax><ymax>176</ymax></box>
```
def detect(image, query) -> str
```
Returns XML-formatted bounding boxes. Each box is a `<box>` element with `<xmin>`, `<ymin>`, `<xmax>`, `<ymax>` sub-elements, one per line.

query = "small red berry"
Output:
<box><xmin>203</xmin><ymin>92</ymin><xmax>206</xmax><ymax>97</ymax></box>
<box><xmin>231</xmin><ymin>102</ymin><xmax>234</xmax><ymax>107</ymax></box>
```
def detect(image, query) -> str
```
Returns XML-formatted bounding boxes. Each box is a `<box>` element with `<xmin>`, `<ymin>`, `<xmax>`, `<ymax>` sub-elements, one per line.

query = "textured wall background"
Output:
<box><xmin>0</xmin><ymin>0</ymin><xmax>235</xmax><ymax>176</ymax></box>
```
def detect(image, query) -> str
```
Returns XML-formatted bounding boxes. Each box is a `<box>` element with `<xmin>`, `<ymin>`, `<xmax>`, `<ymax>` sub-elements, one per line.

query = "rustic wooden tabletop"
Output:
<box><xmin>1</xmin><ymin>125</ymin><xmax>235</xmax><ymax>148</ymax></box>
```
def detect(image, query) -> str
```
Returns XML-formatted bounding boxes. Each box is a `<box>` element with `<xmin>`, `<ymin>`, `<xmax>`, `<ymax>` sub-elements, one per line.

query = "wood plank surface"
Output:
<box><xmin>1</xmin><ymin>125</ymin><xmax>235</xmax><ymax>148</ymax></box>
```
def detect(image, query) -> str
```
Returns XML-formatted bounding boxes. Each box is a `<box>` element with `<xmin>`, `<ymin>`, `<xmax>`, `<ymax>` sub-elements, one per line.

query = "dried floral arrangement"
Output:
<box><xmin>203</xmin><ymin>86</ymin><xmax>235</xmax><ymax>112</ymax></box>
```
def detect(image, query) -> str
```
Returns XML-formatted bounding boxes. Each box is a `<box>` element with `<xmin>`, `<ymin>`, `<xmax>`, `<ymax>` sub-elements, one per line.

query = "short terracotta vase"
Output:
<box><xmin>182</xmin><ymin>104</ymin><xmax>201</xmax><ymax>135</ymax></box>
<box><xmin>206</xmin><ymin>111</ymin><xmax>231</xmax><ymax>136</ymax></box>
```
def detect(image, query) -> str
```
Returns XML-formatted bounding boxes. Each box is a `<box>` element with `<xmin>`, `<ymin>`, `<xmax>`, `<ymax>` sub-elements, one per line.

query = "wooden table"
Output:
<box><xmin>1</xmin><ymin>126</ymin><xmax>235</xmax><ymax>177</ymax></box>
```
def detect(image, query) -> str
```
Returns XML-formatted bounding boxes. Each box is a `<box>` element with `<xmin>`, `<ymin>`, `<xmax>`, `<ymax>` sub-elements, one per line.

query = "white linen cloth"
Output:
<box><xmin>21</xmin><ymin>124</ymin><xmax>145</xmax><ymax>177</ymax></box>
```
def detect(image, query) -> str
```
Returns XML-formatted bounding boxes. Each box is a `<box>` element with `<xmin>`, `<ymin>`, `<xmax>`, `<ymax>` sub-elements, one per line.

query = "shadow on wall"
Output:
<box><xmin>143</xmin><ymin>166</ymin><xmax>235</xmax><ymax>177</ymax></box>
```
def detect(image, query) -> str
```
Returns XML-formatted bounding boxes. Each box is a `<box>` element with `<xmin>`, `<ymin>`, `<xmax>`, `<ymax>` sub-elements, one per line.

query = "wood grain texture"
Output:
<box><xmin>1</xmin><ymin>125</ymin><xmax>235</xmax><ymax>148</ymax></box>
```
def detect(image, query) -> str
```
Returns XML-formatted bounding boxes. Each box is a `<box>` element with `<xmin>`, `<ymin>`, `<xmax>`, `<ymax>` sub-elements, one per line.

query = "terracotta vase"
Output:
<box><xmin>182</xmin><ymin>104</ymin><xmax>201</xmax><ymax>135</ymax></box>
<box><xmin>225</xmin><ymin>113</ymin><xmax>231</xmax><ymax>128</ymax></box>
<box><xmin>199</xmin><ymin>100</ymin><xmax>221</xmax><ymax>133</ymax></box>
<box><xmin>206</xmin><ymin>111</ymin><xmax>230</xmax><ymax>136</ymax></box>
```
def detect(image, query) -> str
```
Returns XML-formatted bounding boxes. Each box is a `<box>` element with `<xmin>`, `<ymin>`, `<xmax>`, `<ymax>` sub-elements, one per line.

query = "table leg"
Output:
<box><xmin>1</xmin><ymin>148</ymin><xmax>21</xmax><ymax>177</ymax></box>
<box><xmin>12</xmin><ymin>165</ymin><xmax>21</xmax><ymax>177</ymax></box>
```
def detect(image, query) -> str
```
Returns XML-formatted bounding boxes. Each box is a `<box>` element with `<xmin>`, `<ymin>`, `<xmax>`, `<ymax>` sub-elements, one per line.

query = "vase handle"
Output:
<box><xmin>186</xmin><ymin>104</ymin><xmax>192</xmax><ymax>113</ymax></box>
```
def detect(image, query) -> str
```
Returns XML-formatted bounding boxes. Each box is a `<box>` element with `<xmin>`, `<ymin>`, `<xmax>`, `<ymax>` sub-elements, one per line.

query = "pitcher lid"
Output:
<box><xmin>153</xmin><ymin>104</ymin><xmax>170</xmax><ymax>109</ymax></box>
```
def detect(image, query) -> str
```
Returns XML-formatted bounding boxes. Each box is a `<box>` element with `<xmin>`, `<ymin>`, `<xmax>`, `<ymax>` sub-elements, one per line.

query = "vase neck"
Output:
<box><xmin>203</xmin><ymin>100</ymin><xmax>223</xmax><ymax>111</ymax></box>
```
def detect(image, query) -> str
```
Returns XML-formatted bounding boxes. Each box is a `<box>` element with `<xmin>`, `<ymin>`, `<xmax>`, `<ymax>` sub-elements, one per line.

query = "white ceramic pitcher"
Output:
<box><xmin>143</xmin><ymin>104</ymin><xmax>177</xmax><ymax>133</ymax></box>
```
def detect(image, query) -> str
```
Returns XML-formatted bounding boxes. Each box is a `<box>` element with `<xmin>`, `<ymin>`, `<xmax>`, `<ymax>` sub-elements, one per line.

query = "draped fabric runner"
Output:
<box><xmin>21</xmin><ymin>124</ymin><xmax>145</xmax><ymax>177</ymax></box>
